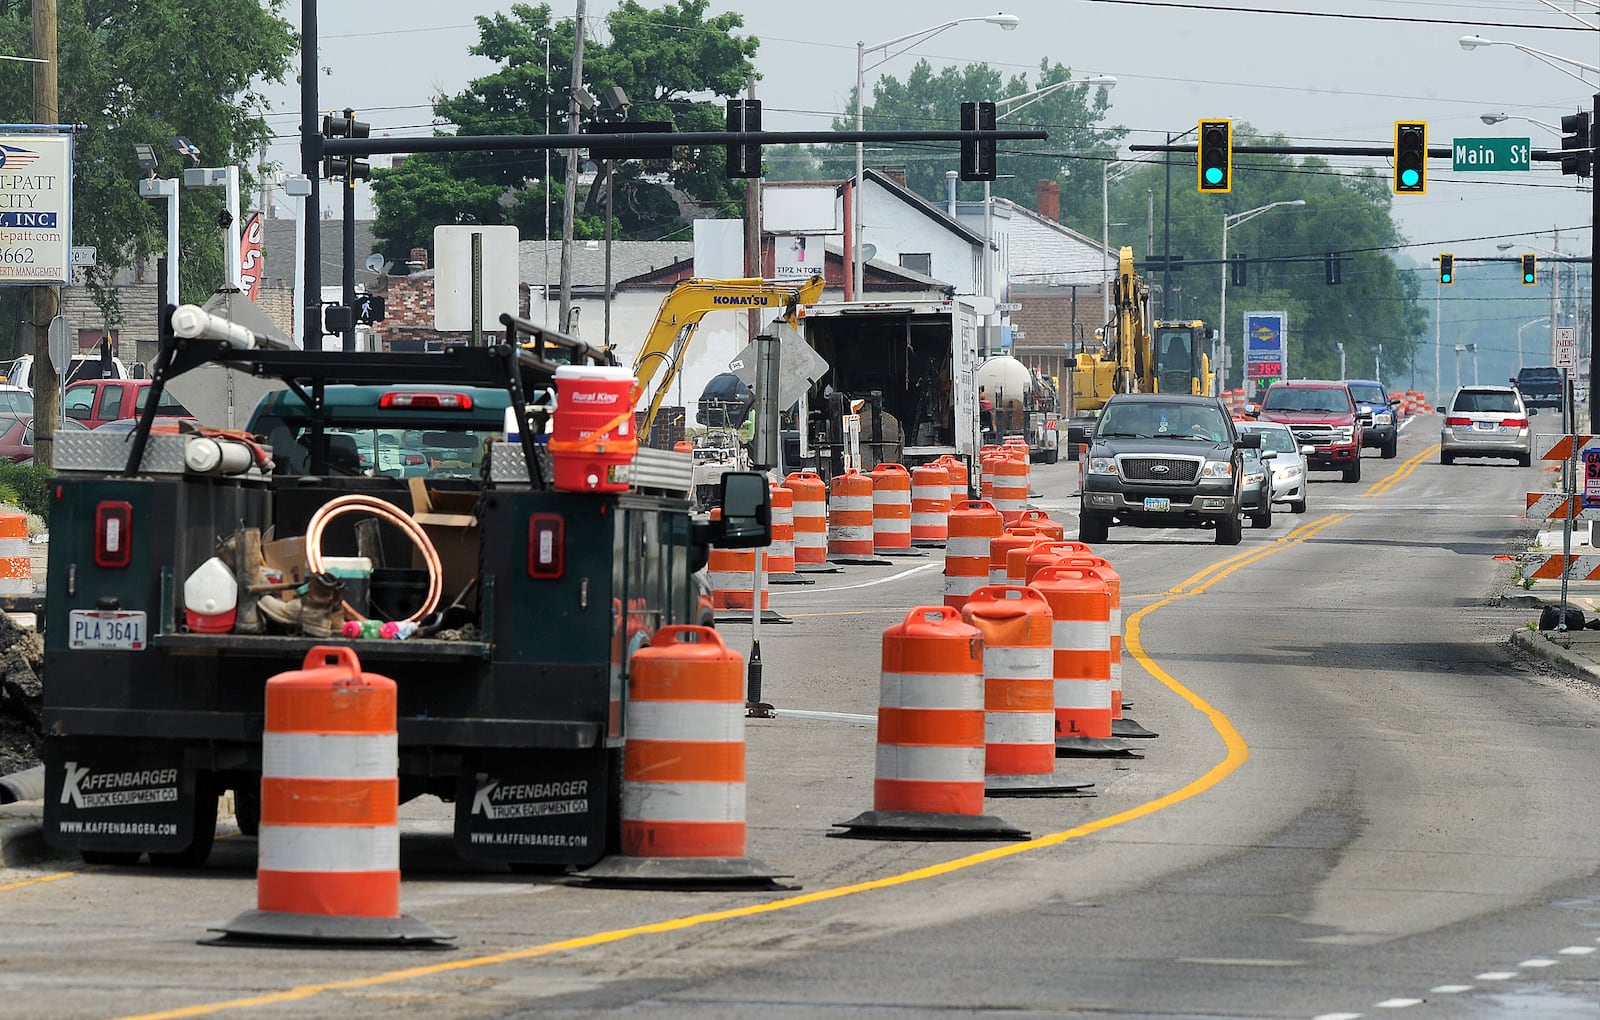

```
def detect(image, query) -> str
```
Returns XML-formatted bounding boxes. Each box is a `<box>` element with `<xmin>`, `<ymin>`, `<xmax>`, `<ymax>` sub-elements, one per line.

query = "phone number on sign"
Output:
<box><xmin>0</xmin><ymin>248</ymin><xmax>36</xmax><ymax>264</ymax></box>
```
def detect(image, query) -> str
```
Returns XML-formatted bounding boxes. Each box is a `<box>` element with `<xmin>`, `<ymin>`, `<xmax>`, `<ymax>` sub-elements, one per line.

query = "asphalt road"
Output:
<box><xmin>5</xmin><ymin>413</ymin><xmax>1600</xmax><ymax>1020</ymax></box>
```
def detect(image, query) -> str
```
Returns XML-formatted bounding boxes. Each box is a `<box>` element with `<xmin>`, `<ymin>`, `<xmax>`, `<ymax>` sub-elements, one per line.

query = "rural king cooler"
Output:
<box><xmin>550</xmin><ymin>365</ymin><xmax>637</xmax><ymax>492</ymax></box>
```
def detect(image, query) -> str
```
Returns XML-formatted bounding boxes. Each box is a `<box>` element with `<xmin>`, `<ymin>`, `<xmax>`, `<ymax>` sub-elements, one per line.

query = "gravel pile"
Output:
<box><xmin>0</xmin><ymin>614</ymin><xmax>42</xmax><ymax>777</ymax></box>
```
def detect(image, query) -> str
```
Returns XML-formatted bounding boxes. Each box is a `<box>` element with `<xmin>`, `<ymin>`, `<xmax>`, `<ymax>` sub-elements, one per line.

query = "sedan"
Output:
<box><xmin>0</xmin><ymin>414</ymin><xmax>89</xmax><ymax>465</ymax></box>
<box><xmin>1238</xmin><ymin>420</ymin><xmax>1309</xmax><ymax>514</ymax></box>
<box><xmin>1240</xmin><ymin>446</ymin><xmax>1272</xmax><ymax>528</ymax></box>
<box><xmin>1440</xmin><ymin>385</ymin><xmax>1532</xmax><ymax>466</ymax></box>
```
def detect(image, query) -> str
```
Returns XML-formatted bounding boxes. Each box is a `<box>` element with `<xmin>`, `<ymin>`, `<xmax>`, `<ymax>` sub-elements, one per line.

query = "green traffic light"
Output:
<box><xmin>1400</xmin><ymin>168</ymin><xmax>1420</xmax><ymax>188</ymax></box>
<box><xmin>1204</xmin><ymin>167</ymin><xmax>1224</xmax><ymax>186</ymax></box>
<box><xmin>1525</xmin><ymin>273</ymin><xmax>1535</xmax><ymax>284</ymax></box>
<box><xmin>1442</xmin><ymin>272</ymin><xmax>1451</xmax><ymax>283</ymax></box>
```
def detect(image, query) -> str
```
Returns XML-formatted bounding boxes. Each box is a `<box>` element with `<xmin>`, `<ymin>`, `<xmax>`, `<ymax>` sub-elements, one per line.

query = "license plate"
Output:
<box><xmin>1143</xmin><ymin>497</ymin><xmax>1171</xmax><ymax>512</ymax></box>
<box><xmin>1473</xmin><ymin>422</ymin><xmax>1497</xmax><ymax>431</ymax></box>
<box><xmin>68</xmin><ymin>610</ymin><xmax>147</xmax><ymax>650</ymax></box>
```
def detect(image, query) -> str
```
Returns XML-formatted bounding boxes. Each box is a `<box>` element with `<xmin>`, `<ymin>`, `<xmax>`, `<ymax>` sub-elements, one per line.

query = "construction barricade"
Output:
<box><xmin>834</xmin><ymin>607</ymin><xmax>1026</xmax><ymax>839</ymax></box>
<box><xmin>980</xmin><ymin>446</ymin><xmax>1001</xmax><ymax>499</ymax></box>
<box><xmin>1020</xmin><ymin>540</ymin><xmax>1095</xmax><ymax>585</ymax></box>
<box><xmin>708</xmin><ymin>509</ymin><xmax>769</xmax><ymax>612</ymax></box>
<box><xmin>910</xmin><ymin>463</ymin><xmax>951</xmax><ymax>547</ymax></box>
<box><xmin>765</xmin><ymin>482</ymin><xmax>800</xmax><ymax>583</ymax></box>
<box><xmin>214</xmin><ymin>646</ymin><xmax>445</xmax><ymax>944</ymax></box>
<box><xmin>0</xmin><ymin>513</ymin><xmax>28</xmax><ymax>596</ymax></box>
<box><xmin>580</xmin><ymin>626</ymin><xmax>785</xmax><ymax>886</ymax></box>
<box><xmin>1013</xmin><ymin>508</ymin><xmax>1064</xmax><ymax>541</ymax></box>
<box><xmin>962</xmin><ymin>586</ymin><xmax>1091</xmax><ymax>796</ymax></box>
<box><xmin>991</xmin><ymin>451</ymin><xmax>1029</xmax><ymax>523</ymax></box>
<box><xmin>1057</xmin><ymin>554</ymin><xmax>1153</xmax><ymax>739</ymax></box>
<box><xmin>945</xmin><ymin>499</ymin><xmax>1003</xmax><ymax>610</ymax></box>
<box><xmin>938</xmin><ymin>455</ymin><xmax>970</xmax><ymax>504</ymax></box>
<box><xmin>1029</xmin><ymin>566</ymin><xmax>1132</xmax><ymax>758</ymax></box>
<box><xmin>784</xmin><ymin>471</ymin><xmax>830</xmax><ymax>568</ymax></box>
<box><xmin>870</xmin><ymin>463</ymin><xmax>914</xmax><ymax>554</ymax></box>
<box><xmin>828</xmin><ymin>469</ymin><xmax>876</xmax><ymax>562</ymax></box>
<box><xmin>990</xmin><ymin>525</ymin><xmax>1047</xmax><ymax>585</ymax></box>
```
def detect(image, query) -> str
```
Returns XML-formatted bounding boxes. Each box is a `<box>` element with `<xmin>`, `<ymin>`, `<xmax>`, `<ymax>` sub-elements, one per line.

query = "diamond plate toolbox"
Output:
<box><xmin>54</xmin><ymin>431</ymin><xmax>189</xmax><ymax>474</ymax></box>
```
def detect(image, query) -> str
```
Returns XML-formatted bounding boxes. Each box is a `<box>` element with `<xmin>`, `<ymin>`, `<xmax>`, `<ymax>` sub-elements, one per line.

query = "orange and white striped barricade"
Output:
<box><xmin>910</xmin><ymin>463</ymin><xmax>951</xmax><ymax>547</ymax></box>
<box><xmin>784</xmin><ymin>471</ymin><xmax>831</xmax><ymax>569</ymax></box>
<box><xmin>945</xmin><ymin>499</ymin><xmax>1003</xmax><ymax>610</ymax></box>
<box><xmin>580</xmin><ymin>626</ymin><xmax>784</xmax><ymax>886</ymax></box>
<box><xmin>215</xmin><ymin>646</ymin><xmax>445</xmax><ymax>944</ymax></box>
<box><xmin>833</xmin><ymin>606</ymin><xmax>1027</xmax><ymax>839</ymax></box>
<box><xmin>1002</xmin><ymin>438</ymin><xmax>1033</xmax><ymax>495</ymax></box>
<box><xmin>1004</xmin><ymin>534</ymin><xmax>1055</xmax><ymax>585</ymax></box>
<box><xmin>1012</xmin><ymin>508</ymin><xmax>1064</xmax><ymax>541</ymax></box>
<box><xmin>828</xmin><ymin>469</ymin><xmax>879</xmax><ymax>563</ymax></box>
<box><xmin>1029</xmin><ymin>566</ymin><xmax>1133</xmax><ymax>757</ymax></box>
<box><xmin>962</xmin><ymin>586</ymin><xmax>1092</xmax><ymax>796</ymax></box>
<box><xmin>991</xmin><ymin>452</ymin><xmax>1029</xmax><ymax>523</ymax></box>
<box><xmin>938</xmin><ymin>455</ymin><xmax>970</xmax><ymax>504</ymax></box>
<box><xmin>0</xmin><ymin>513</ymin><xmax>28</xmax><ymax>596</ymax></box>
<box><xmin>980</xmin><ymin>446</ymin><xmax>1002</xmax><ymax>499</ymax></box>
<box><xmin>764</xmin><ymin>482</ymin><xmax>803</xmax><ymax>585</ymax></box>
<box><xmin>708</xmin><ymin>510</ymin><xmax>771</xmax><ymax>615</ymax></box>
<box><xmin>1021</xmin><ymin>540</ymin><xmax>1096</xmax><ymax>585</ymax></box>
<box><xmin>1056</xmin><ymin>554</ymin><xmax>1153</xmax><ymax>739</ymax></box>
<box><xmin>989</xmin><ymin>525</ymin><xmax>1046</xmax><ymax>585</ymax></box>
<box><xmin>870</xmin><ymin>462</ymin><xmax>915</xmax><ymax>555</ymax></box>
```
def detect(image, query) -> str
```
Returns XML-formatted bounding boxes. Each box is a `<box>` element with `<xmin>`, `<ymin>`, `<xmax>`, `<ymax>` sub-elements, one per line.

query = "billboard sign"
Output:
<box><xmin>0</xmin><ymin>134</ymin><xmax>73</xmax><ymax>286</ymax></box>
<box><xmin>1243</xmin><ymin>310</ymin><xmax>1287</xmax><ymax>380</ymax></box>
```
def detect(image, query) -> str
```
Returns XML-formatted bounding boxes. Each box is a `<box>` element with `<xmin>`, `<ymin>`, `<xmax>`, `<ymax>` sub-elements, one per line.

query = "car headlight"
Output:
<box><xmin>1199</xmin><ymin>460</ymin><xmax>1233</xmax><ymax>478</ymax></box>
<box><xmin>1245</xmin><ymin>471</ymin><xmax>1265</xmax><ymax>485</ymax></box>
<box><xmin>1332</xmin><ymin>426</ymin><xmax>1354</xmax><ymax>442</ymax></box>
<box><xmin>1087</xmin><ymin>456</ymin><xmax>1118</xmax><ymax>475</ymax></box>
<box><xmin>1373</xmin><ymin>411</ymin><xmax>1393</xmax><ymax>425</ymax></box>
<box><xmin>1274</xmin><ymin>467</ymin><xmax>1297</xmax><ymax>483</ymax></box>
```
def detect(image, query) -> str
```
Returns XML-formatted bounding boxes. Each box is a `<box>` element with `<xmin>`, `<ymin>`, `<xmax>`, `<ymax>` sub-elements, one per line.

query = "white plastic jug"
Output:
<box><xmin>183</xmin><ymin>556</ymin><xmax>237</xmax><ymax>633</ymax></box>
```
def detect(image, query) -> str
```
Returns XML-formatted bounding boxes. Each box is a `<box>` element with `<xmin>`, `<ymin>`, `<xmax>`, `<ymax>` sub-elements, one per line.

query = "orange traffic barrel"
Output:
<box><xmin>990</xmin><ymin>525</ymin><xmax>1045</xmax><ymax>585</ymax></box>
<box><xmin>1056</xmin><ymin>554</ymin><xmax>1155</xmax><ymax>739</ymax></box>
<box><xmin>784</xmin><ymin>471</ymin><xmax>829</xmax><ymax>565</ymax></box>
<box><xmin>581</xmin><ymin>626</ymin><xmax>784</xmax><ymax>886</ymax></box>
<box><xmin>833</xmin><ymin>607</ymin><xmax>1026</xmax><ymax>839</ymax></box>
<box><xmin>766</xmin><ymin>482</ymin><xmax>796</xmax><ymax>577</ymax></box>
<box><xmin>1021</xmin><ymin>540</ymin><xmax>1096</xmax><ymax>584</ymax></box>
<box><xmin>1029</xmin><ymin>565</ymin><xmax>1132</xmax><ymax>758</ymax></box>
<box><xmin>980</xmin><ymin>446</ymin><xmax>1001</xmax><ymax>498</ymax></box>
<box><xmin>708</xmin><ymin>510</ymin><xmax>769</xmax><ymax>611</ymax></box>
<box><xmin>910</xmin><ymin>463</ymin><xmax>951</xmax><ymax>546</ymax></box>
<box><xmin>962</xmin><ymin>586</ymin><xmax>1091</xmax><ymax>796</ymax></box>
<box><xmin>991</xmin><ymin>452</ymin><xmax>1029</xmax><ymax>523</ymax></box>
<box><xmin>1013</xmin><ymin>508</ymin><xmax>1064</xmax><ymax>541</ymax></box>
<box><xmin>945</xmin><ymin>499</ymin><xmax>1003</xmax><ymax>610</ymax></box>
<box><xmin>938</xmin><ymin>455</ymin><xmax>970</xmax><ymax>505</ymax></box>
<box><xmin>215</xmin><ymin>646</ymin><xmax>445</xmax><ymax>944</ymax></box>
<box><xmin>828</xmin><ymin>469</ymin><xmax>875</xmax><ymax>560</ymax></box>
<box><xmin>870</xmin><ymin>463</ymin><xmax>913</xmax><ymax>553</ymax></box>
<box><xmin>0</xmin><ymin>513</ymin><xmax>28</xmax><ymax>597</ymax></box>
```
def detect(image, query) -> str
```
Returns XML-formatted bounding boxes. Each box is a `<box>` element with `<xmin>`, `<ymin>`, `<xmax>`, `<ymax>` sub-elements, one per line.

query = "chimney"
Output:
<box><xmin>882</xmin><ymin>165</ymin><xmax>908</xmax><ymax>189</ymax></box>
<box><xmin>1036</xmin><ymin>180</ymin><xmax>1060</xmax><ymax>222</ymax></box>
<box><xmin>406</xmin><ymin>246</ymin><xmax>429</xmax><ymax>272</ymax></box>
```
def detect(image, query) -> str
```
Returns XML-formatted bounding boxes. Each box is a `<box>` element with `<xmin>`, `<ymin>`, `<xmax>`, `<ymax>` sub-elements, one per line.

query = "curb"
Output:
<box><xmin>1509</xmin><ymin>627</ymin><xmax>1600</xmax><ymax>684</ymax></box>
<box><xmin>0</xmin><ymin>801</ymin><xmax>54</xmax><ymax>869</ymax></box>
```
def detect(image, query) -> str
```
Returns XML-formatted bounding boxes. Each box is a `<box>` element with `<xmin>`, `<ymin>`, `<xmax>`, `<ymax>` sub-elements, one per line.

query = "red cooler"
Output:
<box><xmin>550</xmin><ymin>365</ymin><xmax>638</xmax><ymax>492</ymax></box>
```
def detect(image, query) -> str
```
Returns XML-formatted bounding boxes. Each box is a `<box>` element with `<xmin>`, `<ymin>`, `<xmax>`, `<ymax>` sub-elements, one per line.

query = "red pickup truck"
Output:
<box><xmin>1249</xmin><ymin>380</ymin><xmax>1364</xmax><ymax>483</ymax></box>
<box><xmin>63</xmin><ymin>379</ymin><xmax>195</xmax><ymax>430</ymax></box>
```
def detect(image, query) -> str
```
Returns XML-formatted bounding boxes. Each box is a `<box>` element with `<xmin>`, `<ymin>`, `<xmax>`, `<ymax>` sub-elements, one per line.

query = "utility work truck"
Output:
<box><xmin>40</xmin><ymin>303</ymin><xmax>768</xmax><ymax>871</ymax></box>
<box><xmin>792</xmin><ymin>295</ymin><xmax>985</xmax><ymax>478</ymax></box>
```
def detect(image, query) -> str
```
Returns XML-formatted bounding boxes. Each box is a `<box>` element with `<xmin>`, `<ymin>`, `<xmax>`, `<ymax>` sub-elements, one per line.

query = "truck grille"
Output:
<box><xmin>1290</xmin><ymin>424</ymin><xmax>1335</xmax><ymax>443</ymax></box>
<box><xmin>1119</xmin><ymin>457</ymin><xmax>1200</xmax><ymax>482</ymax></box>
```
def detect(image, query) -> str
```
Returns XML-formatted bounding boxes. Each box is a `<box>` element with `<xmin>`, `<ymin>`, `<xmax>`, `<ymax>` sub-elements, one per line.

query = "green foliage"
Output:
<box><xmin>0</xmin><ymin>463</ymin><xmax>52</xmax><ymax>521</ymax></box>
<box><xmin>372</xmin><ymin>0</ymin><xmax>758</xmax><ymax>255</ymax></box>
<box><xmin>0</xmin><ymin>0</ymin><xmax>297</xmax><ymax>350</ymax></box>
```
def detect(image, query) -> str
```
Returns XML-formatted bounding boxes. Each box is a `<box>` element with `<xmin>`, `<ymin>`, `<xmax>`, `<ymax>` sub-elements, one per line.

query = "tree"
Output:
<box><xmin>372</xmin><ymin>1</ymin><xmax>759</xmax><ymax>258</ymax></box>
<box><xmin>0</xmin><ymin>0</ymin><xmax>296</xmax><ymax>345</ymax></box>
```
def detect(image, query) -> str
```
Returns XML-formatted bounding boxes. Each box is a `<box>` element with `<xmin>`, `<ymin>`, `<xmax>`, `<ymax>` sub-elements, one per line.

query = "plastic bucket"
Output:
<box><xmin>551</xmin><ymin>365</ymin><xmax>637</xmax><ymax>492</ymax></box>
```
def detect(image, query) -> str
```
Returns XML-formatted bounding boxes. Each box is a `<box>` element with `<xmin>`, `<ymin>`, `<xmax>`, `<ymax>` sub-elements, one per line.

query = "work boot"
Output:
<box><xmin>298</xmin><ymin>571</ymin><xmax>347</xmax><ymax>639</ymax></box>
<box><xmin>219</xmin><ymin>528</ymin><xmax>267</xmax><ymax>635</ymax></box>
<box><xmin>257</xmin><ymin>593</ymin><xmax>300</xmax><ymax>632</ymax></box>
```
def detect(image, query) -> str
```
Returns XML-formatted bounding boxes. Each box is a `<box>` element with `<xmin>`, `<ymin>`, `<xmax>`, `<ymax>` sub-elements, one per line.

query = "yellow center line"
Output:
<box><xmin>0</xmin><ymin>867</ymin><xmax>85</xmax><ymax>892</ymax></box>
<box><xmin>113</xmin><ymin>526</ymin><xmax>1334</xmax><ymax>1020</ymax></box>
<box><xmin>1157</xmin><ymin>515</ymin><xmax>1334</xmax><ymax>595</ymax></box>
<box><xmin>1364</xmin><ymin>443</ymin><xmax>1440</xmax><ymax>499</ymax></box>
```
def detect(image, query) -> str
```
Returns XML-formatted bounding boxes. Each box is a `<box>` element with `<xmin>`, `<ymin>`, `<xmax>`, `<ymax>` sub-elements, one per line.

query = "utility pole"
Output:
<box><xmin>744</xmin><ymin>73</ymin><xmax>761</xmax><ymax>342</ymax></box>
<box><xmin>31</xmin><ymin>0</ymin><xmax>58</xmax><ymax>469</ymax></box>
<box><xmin>558</xmin><ymin>0</ymin><xmax>586</xmax><ymax>334</ymax></box>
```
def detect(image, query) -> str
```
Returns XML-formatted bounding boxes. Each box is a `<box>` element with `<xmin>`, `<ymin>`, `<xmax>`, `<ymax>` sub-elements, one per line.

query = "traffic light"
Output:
<box><xmin>959</xmin><ymin>101</ymin><xmax>997</xmax><ymax>182</ymax></box>
<box><xmin>1198</xmin><ymin>119</ymin><xmax>1231</xmax><ymax>193</ymax></box>
<box><xmin>1230</xmin><ymin>253</ymin><xmax>1246</xmax><ymax>287</ymax></box>
<box><xmin>725</xmin><ymin>99</ymin><xmax>762</xmax><ymax>178</ymax></box>
<box><xmin>321</xmin><ymin>111</ymin><xmax>371</xmax><ymax>184</ymax></box>
<box><xmin>356</xmin><ymin>294</ymin><xmax>386</xmax><ymax>325</ymax></box>
<box><xmin>1562</xmin><ymin>111</ymin><xmax>1591</xmax><ymax>178</ymax></box>
<box><xmin>1394</xmin><ymin>121</ymin><xmax>1426</xmax><ymax>194</ymax></box>
<box><xmin>1439</xmin><ymin>253</ymin><xmax>1454</xmax><ymax>285</ymax></box>
<box><xmin>1325</xmin><ymin>252</ymin><xmax>1342</xmax><ymax>286</ymax></box>
<box><xmin>1521</xmin><ymin>253</ymin><xmax>1537</xmax><ymax>285</ymax></box>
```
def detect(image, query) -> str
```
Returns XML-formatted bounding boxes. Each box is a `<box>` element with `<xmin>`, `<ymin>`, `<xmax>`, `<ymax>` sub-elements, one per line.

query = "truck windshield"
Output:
<box><xmin>1263</xmin><ymin>388</ymin><xmax>1350</xmax><ymax>413</ymax></box>
<box><xmin>1099</xmin><ymin>401</ymin><xmax>1227</xmax><ymax>441</ymax></box>
<box><xmin>1153</xmin><ymin>328</ymin><xmax>1196</xmax><ymax>395</ymax></box>
<box><xmin>1347</xmin><ymin>383</ymin><xmax>1386</xmax><ymax>405</ymax></box>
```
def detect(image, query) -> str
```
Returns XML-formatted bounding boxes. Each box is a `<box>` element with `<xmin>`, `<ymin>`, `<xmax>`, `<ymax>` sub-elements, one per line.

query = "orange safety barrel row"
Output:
<box><xmin>910</xmin><ymin>463</ymin><xmax>951</xmax><ymax>545</ymax></box>
<box><xmin>991</xmin><ymin>448</ymin><xmax>1028</xmax><ymax>523</ymax></box>
<box><xmin>871</xmin><ymin>463</ymin><xmax>913</xmax><ymax>553</ymax></box>
<box><xmin>785</xmin><ymin>471</ymin><xmax>829</xmax><ymax>564</ymax></box>
<box><xmin>828</xmin><ymin>469</ymin><xmax>874</xmax><ymax>558</ymax></box>
<box><xmin>875</xmin><ymin>606</ymin><xmax>986</xmax><ymax>816</ymax></box>
<box><xmin>623</xmin><ymin>626</ymin><xmax>747</xmax><ymax>858</ymax></box>
<box><xmin>936</xmin><ymin>455</ymin><xmax>970</xmax><ymax>505</ymax></box>
<box><xmin>1030</xmin><ymin>565</ymin><xmax>1113</xmax><ymax>740</ymax></box>
<box><xmin>767</xmin><ymin>482</ymin><xmax>796</xmax><ymax>576</ymax></box>
<box><xmin>962</xmin><ymin>586</ymin><xmax>1056</xmax><ymax>781</ymax></box>
<box><xmin>707</xmin><ymin>509</ymin><xmax>768</xmax><ymax>610</ymax></box>
<box><xmin>945</xmin><ymin>499</ymin><xmax>1003</xmax><ymax>610</ymax></box>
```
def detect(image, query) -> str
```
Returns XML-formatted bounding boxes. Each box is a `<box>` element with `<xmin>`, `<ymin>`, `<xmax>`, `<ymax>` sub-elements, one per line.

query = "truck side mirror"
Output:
<box><xmin>1235</xmin><ymin>431</ymin><xmax>1261</xmax><ymax>449</ymax></box>
<box><xmin>712</xmin><ymin>471</ymin><xmax>772</xmax><ymax>548</ymax></box>
<box><xmin>1244</xmin><ymin>403</ymin><xmax>1260</xmax><ymax>418</ymax></box>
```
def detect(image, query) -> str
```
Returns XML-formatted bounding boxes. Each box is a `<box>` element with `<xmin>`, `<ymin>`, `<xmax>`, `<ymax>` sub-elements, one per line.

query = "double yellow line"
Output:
<box><xmin>1151</xmin><ymin>513</ymin><xmax>1350</xmax><ymax>599</ymax></box>
<box><xmin>1363</xmin><ymin>442</ymin><xmax>1440</xmax><ymax>499</ymax></box>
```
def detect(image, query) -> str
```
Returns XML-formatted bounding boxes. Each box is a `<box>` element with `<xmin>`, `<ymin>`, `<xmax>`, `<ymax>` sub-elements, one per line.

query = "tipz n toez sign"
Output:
<box><xmin>0</xmin><ymin>134</ymin><xmax>73</xmax><ymax>285</ymax></box>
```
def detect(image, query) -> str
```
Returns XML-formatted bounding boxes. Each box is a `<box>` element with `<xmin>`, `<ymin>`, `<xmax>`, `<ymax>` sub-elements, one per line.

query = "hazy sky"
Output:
<box><xmin>262</xmin><ymin>0</ymin><xmax>1600</xmax><ymax>265</ymax></box>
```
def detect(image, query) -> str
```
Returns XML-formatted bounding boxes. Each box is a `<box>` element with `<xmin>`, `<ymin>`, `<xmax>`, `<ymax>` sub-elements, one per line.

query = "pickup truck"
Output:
<box><xmin>63</xmin><ymin>379</ymin><xmax>194</xmax><ymax>430</ymax></box>
<box><xmin>1345</xmin><ymin>378</ymin><xmax>1400</xmax><ymax>459</ymax></box>
<box><xmin>1079</xmin><ymin>393</ymin><xmax>1259</xmax><ymax>546</ymax></box>
<box><xmin>40</xmin><ymin>305</ymin><xmax>768</xmax><ymax>872</ymax></box>
<box><xmin>1250</xmin><ymin>380</ymin><xmax>1364</xmax><ymax>483</ymax></box>
<box><xmin>1514</xmin><ymin>366</ymin><xmax>1564</xmax><ymax>412</ymax></box>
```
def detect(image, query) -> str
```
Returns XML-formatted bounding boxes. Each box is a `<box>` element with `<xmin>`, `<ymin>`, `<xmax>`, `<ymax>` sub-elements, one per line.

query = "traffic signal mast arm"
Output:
<box><xmin>321</xmin><ymin>126</ymin><xmax>1048</xmax><ymax>157</ymax></box>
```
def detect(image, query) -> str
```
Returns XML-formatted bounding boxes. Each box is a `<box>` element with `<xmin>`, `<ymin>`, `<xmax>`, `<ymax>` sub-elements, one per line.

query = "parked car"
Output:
<box><xmin>1514</xmin><ymin>366</ymin><xmax>1564</xmax><ymax>412</ymax></box>
<box><xmin>1441</xmin><ymin>385</ymin><xmax>1532</xmax><ymax>466</ymax></box>
<box><xmin>0</xmin><ymin>414</ymin><xmax>88</xmax><ymax>465</ymax></box>
<box><xmin>1345</xmin><ymin>378</ymin><xmax>1400</xmax><ymax>459</ymax></box>
<box><xmin>1250</xmin><ymin>380</ymin><xmax>1364</xmax><ymax>483</ymax></box>
<box><xmin>0</xmin><ymin>386</ymin><xmax>31</xmax><ymax>416</ymax></box>
<box><xmin>1237</xmin><ymin>420</ymin><xmax>1309</xmax><ymax>514</ymax></box>
<box><xmin>63</xmin><ymin>379</ymin><xmax>194</xmax><ymax>430</ymax></box>
<box><xmin>3</xmin><ymin>351</ymin><xmax>130</xmax><ymax>392</ymax></box>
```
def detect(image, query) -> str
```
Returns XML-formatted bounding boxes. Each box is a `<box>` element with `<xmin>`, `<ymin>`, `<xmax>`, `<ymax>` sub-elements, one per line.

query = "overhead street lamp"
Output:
<box><xmin>1459</xmin><ymin>35</ymin><xmax>1600</xmax><ymax>89</ymax></box>
<box><xmin>1220</xmin><ymin>200</ymin><xmax>1305</xmax><ymax>391</ymax></box>
<box><xmin>852</xmin><ymin>13</ymin><xmax>1020</xmax><ymax>299</ymax></box>
<box><xmin>1480</xmin><ymin>112</ymin><xmax>1561</xmax><ymax>134</ymax></box>
<box><xmin>1518</xmin><ymin>316</ymin><xmax>1552</xmax><ymax>372</ymax></box>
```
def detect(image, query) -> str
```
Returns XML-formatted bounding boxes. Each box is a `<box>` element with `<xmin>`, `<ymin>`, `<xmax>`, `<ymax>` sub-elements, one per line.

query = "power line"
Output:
<box><xmin>1086</xmin><ymin>0</ymin><xmax>1597</xmax><ymax>32</ymax></box>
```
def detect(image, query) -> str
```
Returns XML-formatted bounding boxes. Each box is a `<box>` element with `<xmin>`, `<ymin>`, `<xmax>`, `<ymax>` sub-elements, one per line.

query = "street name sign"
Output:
<box><xmin>1452</xmin><ymin>137</ymin><xmax>1531</xmax><ymax>172</ymax></box>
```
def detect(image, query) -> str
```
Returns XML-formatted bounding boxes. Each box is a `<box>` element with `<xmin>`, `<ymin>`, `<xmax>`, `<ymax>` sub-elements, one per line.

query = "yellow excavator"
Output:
<box><xmin>632</xmin><ymin>275</ymin><xmax>825</xmax><ymax>441</ymax></box>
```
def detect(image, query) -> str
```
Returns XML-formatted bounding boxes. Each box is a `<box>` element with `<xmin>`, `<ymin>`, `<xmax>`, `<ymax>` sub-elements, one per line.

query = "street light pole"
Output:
<box><xmin>1518</xmin><ymin>316</ymin><xmax>1552</xmax><ymax>372</ymax></box>
<box><xmin>1219</xmin><ymin>199</ymin><xmax>1305</xmax><ymax>392</ymax></box>
<box><xmin>852</xmin><ymin>14</ymin><xmax>1020</xmax><ymax>299</ymax></box>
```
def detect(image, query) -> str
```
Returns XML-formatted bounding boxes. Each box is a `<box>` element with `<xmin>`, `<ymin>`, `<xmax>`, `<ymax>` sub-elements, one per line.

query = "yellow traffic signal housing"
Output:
<box><xmin>1521</xmin><ymin>253</ymin><xmax>1537</xmax><ymax>286</ymax></box>
<box><xmin>1394</xmin><ymin>121</ymin><xmax>1426</xmax><ymax>194</ymax></box>
<box><xmin>1439</xmin><ymin>253</ymin><xmax>1454</xmax><ymax>285</ymax></box>
<box><xmin>1198</xmin><ymin>119</ymin><xmax>1232</xmax><ymax>193</ymax></box>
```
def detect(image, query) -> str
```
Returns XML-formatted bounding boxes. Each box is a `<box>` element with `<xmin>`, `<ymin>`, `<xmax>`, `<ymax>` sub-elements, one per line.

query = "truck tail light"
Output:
<box><xmin>1501</xmin><ymin>417</ymin><xmax>1529</xmax><ymax>428</ymax></box>
<box><xmin>528</xmin><ymin>514</ymin><xmax>564</xmax><ymax>579</ymax></box>
<box><xmin>377</xmin><ymin>391</ymin><xmax>474</xmax><ymax>410</ymax></box>
<box><xmin>1444</xmin><ymin>416</ymin><xmax>1471</xmax><ymax>427</ymax></box>
<box><xmin>94</xmin><ymin>501</ymin><xmax>133</xmax><ymax>568</ymax></box>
